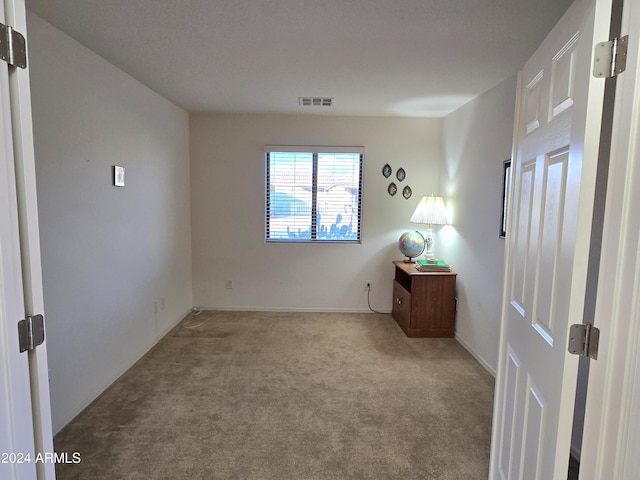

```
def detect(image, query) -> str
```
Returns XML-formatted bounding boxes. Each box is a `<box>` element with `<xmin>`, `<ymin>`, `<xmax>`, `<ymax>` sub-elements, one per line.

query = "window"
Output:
<box><xmin>265</xmin><ymin>146</ymin><xmax>364</xmax><ymax>243</ymax></box>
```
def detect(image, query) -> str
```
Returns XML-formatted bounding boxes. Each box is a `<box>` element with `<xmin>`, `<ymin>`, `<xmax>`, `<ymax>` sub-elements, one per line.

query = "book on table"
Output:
<box><xmin>415</xmin><ymin>259</ymin><xmax>452</xmax><ymax>272</ymax></box>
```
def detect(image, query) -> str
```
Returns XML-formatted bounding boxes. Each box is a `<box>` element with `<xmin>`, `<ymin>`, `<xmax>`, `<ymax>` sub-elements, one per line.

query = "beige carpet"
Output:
<box><xmin>54</xmin><ymin>311</ymin><xmax>495</xmax><ymax>479</ymax></box>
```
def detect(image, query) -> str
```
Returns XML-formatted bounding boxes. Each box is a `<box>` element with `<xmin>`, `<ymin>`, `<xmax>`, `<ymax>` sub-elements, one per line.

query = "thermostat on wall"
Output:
<box><xmin>113</xmin><ymin>165</ymin><xmax>125</xmax><ymax>187</ymax></box>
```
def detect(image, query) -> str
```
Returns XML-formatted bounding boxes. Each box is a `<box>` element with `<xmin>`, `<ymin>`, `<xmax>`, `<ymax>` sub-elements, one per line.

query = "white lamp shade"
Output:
<box><xmin>410</xmin><ymin>195</ymin><xmax>449</xmax><ymax>225</ymax></box>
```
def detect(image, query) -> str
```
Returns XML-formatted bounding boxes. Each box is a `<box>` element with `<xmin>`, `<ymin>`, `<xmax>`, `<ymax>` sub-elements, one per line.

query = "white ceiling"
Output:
<box><xmin>25</xmin><ymin>0</ymin><xmax>574</xmax><ymax>117</ymax></box>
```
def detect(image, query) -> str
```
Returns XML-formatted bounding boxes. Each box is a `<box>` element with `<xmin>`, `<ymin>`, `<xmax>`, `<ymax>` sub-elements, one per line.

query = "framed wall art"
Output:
<box><xmin>500</xmin><ymin>159</ymin><xmax>511</xmax><ymax>238</ymax></box>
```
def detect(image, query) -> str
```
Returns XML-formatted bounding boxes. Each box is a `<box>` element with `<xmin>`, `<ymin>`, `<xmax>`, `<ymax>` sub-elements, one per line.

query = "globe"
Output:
<box><xmin>398</xmin><ymin>231</ymin><xmax>425</xmax><ymax>260</ymax></box>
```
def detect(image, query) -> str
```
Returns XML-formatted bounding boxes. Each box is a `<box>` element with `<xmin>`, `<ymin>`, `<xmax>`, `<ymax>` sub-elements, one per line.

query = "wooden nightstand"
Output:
<box><xmin>391</xmin><ymin>261</ymin><xmax>457</xmax><ymax>337</ymax></box>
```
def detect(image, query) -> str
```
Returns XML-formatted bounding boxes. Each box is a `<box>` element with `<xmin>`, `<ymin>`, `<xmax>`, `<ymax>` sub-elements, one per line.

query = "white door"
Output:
<box><xmin>0</xmin><ymin>18</ymin><xmax>38</xmax><ymax>480</ymax></box>
<box><xmin>489</xmin><ymin>0</ymin><xmax>612</xmax><ymax>478</ymax></box>
<box><xmin>1</xmin><ymin>0</ymin><xmax>55</xmax><ymax>478</ymax></box>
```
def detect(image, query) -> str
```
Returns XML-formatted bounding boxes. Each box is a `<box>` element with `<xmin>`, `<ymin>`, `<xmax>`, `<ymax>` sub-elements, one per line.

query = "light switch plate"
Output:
<box><xmin>114</xmin><ymin>165</ymin><xmax>125</xmax><ymax>187</ymax></box>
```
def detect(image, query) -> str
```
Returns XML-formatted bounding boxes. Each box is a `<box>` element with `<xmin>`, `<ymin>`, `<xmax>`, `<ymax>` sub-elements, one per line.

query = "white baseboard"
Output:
<box><xmin>196</xmin><ymin>305</ymin><xmax>393</xmax><ymax>314</ymax></box>
<box><xmin>455</xmin><ymin>333</ymin><xmax>496</xmax><ymax>377</ymax></box>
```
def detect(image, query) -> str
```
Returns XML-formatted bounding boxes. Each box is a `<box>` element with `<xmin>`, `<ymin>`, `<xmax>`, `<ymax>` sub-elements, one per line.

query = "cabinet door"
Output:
<box><xmin>411</xmin><ymin>275</ymin><xmax>456</xmax><ymax>337</ymax></box>
<box><xmin>392</xmin><ymin>280</ymin><xmax>411</xmax><ymax>335</ymax></box>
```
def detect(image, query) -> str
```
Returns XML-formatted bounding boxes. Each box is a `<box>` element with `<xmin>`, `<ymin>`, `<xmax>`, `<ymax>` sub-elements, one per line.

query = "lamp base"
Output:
<box><xmin>424</xmin><ymin>226</ymin><xmax>434</xmax><ymax>258</ymax></box>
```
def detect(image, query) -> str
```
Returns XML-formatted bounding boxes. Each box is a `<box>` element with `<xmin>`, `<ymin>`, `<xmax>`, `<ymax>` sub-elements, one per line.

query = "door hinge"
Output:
<box><xmin>593</xmin><ymin>35</ymin><xmax>628</xmax><ymax>78</ymax></box>
<box><xmin>18</xmin><ymin>314</ymin><xmax>45</xmax><ymax>353</ymax></box>
<box><xmin>0</xmin><ymin>22</ymin><xmax>27</xmax><ymax>69</ymax></box>
<box><xmin>568</xmin><ymin>322</ymin><xmax>600</xmax><ymax>360</ymax></box>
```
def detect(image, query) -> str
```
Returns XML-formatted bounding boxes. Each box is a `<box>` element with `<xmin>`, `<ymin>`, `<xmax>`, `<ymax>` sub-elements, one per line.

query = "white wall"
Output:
<box><xmin>27</xmin><ymin>13</ymin><xmax>192</xmax><ymax>433</ymax></box>
<box><xmin>190</xmin><ymin>113</ymin><xmax>442</xmax><ymax>311</ymax></box>
<box><xmin>439</xmin><ymin>77</ymin><xmax>517</xmax><ymax>374</ymax></box>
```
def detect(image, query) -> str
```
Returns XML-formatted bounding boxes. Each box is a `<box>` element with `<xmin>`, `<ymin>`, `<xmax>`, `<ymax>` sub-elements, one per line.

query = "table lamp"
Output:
<box><xmin>410</xmin><ymin>195</ymin><xmax>449</xmax><ymax>258</ymax></box>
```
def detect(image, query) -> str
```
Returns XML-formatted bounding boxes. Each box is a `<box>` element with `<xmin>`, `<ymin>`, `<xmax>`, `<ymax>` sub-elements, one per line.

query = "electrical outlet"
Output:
<box><xmin>160</xmin><ymin>297</ymin><xmax>165</xmax><ymax>311</ymax></box>
<box><xmin>153</xmin><ymin>301</ymin><xmax>158</xmax><ymax>314</ymax></box>
<box><xmin>365</xmin><ymin>281</ymin><xmax>371</xmax><ymax>291</ymax></box>
<box><xmin>225</xmin><ymin>280</ymin><xmax>234</xmax><ymax>289</ymax></box>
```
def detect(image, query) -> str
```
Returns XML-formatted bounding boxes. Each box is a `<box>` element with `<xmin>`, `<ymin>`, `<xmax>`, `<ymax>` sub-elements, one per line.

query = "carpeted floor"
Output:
<box><xmin>53</xmin><ymin>311</ymin><xmax>495</xmax><ymax>479</ymax></box>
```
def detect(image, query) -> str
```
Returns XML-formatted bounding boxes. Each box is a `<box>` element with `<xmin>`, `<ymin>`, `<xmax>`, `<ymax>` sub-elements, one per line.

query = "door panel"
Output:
<box><xmin>534</xmin><ymin>149</ymin><xmax>569</xmax><ymax>345</ymax></box>
<box><xmin>550</xmin><ymin>33</ymin><xmax>579</xmax><ymax>117</ymax></box>
<box><xmin>498</xmin><ymin>349</ymin><xmax>524</xmax><ymax>479</ymax></box>
<box><xmin>525</xmin><ymin>73</ymin><xmax>543</xmax><ymax>134</ymax></box>
<box><xmin>512</xmin><ymin>160</ymin><xmax>535</xmax><ymax>315</ymax></box>
<box><xmin>522</xmin><ymin>381</ymin><xmax>546</xmax><ymax>475</ymax></box>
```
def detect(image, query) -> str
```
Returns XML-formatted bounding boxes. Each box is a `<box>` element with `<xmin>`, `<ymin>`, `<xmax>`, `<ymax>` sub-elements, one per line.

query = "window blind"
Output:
<box><xmin>265</xmin><ymin>148</ymin><xmax>364</xmax><ymax>243</ymax></box>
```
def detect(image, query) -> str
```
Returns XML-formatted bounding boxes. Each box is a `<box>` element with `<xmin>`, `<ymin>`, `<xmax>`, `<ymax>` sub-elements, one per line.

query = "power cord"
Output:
<box><xmin>181</xmin><ymin>307</ymin><xmax>211</xmax><ymax>329</ymax></box>
<box><xmin>366</xmin><ymin>285</ymin><xmax>386</xmax><ymax>314</ymax></box>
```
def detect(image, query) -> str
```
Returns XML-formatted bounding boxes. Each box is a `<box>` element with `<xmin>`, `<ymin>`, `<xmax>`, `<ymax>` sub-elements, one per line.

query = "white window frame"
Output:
<box><xmin>264</xmin><ymin>145</ymin><xmax>365</xmax><ymax>244</ymax></box>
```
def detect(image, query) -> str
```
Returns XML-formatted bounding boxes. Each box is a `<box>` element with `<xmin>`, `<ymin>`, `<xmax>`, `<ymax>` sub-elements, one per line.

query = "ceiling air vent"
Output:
<box><xmin>298</xmin><ymin>97</ymin><xmax>334</xmax><ymax>107</ymax></box>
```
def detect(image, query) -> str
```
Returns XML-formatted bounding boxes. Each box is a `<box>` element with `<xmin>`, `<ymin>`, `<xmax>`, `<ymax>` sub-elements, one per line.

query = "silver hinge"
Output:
<box><xmin>568</xmin><ymin>322</ymin><xmax>600</xmax><ymax>360</ymax></box>
<box><xmin>593</xmin><ymin>35</ymin><xmax>628</xmax><ymax>78</ymax></box>
<box><xmin>0</xmin><ymin>22</ymin><xmax>27</xmax><ymax>69</ymax></box>
<box><xmin>18</xmin><ymin>314</ymin><xmax>45</xmax><ymax>353</ymax></box>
